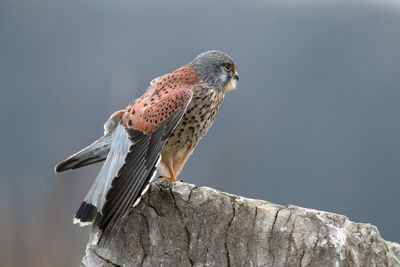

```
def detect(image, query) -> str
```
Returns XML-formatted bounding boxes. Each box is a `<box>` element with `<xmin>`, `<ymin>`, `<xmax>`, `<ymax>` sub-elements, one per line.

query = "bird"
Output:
<box><xmin>54</xmin><ymin>50</ymin><xmax>239</xmax><ymax>241</ymax></box>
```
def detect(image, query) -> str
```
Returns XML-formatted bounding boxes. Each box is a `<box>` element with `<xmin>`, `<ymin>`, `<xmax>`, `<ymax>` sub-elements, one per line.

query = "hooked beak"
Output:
<box><xmin>233</xmin><ymin>72</ymin><xmax>239</xmax><ymax>81</ymax></box>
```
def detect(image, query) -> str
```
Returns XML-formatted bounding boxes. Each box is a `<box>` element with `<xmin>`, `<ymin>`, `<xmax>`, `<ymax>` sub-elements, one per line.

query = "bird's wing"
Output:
<box><xmin>100</xmin><ymin>88</ymin><xmax>193</xmax><ymax>233</ymax></box>
<box><xmin>74</xmin><ymin>67</ymin><xmax>199</xmax><ymax>242</ymax></box>
<box><xmin>54</xmin><ymin>110</ymin><xmax>124</xmax><ymax>173</ymax></box>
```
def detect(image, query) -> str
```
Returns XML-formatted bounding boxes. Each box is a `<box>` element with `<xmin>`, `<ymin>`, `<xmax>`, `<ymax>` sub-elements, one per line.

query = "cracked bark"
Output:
<box><xmin>82</xmin><ymin>179</ymin><xmax>400</xmax><ymax>267</ymax></box>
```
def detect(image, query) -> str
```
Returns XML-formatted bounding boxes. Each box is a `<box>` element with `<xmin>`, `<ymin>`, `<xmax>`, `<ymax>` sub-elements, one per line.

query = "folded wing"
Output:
<box><xmin>74</xmin><ymin>86</ymin><xmax>193</xmax><ymax>242</ymax></box>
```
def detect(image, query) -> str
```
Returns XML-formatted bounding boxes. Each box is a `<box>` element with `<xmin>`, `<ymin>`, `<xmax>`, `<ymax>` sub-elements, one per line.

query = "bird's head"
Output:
<box><xmin>190</xmin><ymin>50</ymin><xmax>239</xmax><ymax>93</ymax></box>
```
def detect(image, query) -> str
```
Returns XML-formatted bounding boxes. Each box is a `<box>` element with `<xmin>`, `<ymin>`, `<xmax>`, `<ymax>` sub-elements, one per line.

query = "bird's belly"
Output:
<box><xmin>160</xmin><ymin>90</ymin><xmax>224</xmax><ymax>177</ymax></box>
<box><xmin>166</xmin><ymin>90</ymin><xmax>224</xmax><ymax>150</ymax></box>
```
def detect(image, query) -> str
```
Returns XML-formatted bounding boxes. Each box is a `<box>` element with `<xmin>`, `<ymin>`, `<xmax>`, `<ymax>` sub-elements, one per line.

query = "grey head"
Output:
<box><xmin>190</xmin><ymin>50</ymin><xmax>239</xmax><ymax>93</ymax></box>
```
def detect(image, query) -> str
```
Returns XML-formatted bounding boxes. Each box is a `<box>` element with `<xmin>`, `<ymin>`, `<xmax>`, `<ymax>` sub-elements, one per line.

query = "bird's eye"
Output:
<box><xmin>224</xmin><ymin>63</ymin><xmax>233</xmax><ymax>72</ymax></box>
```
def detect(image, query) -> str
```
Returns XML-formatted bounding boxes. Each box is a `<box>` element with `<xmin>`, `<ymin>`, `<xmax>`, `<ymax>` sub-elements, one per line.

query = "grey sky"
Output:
<box><xmin>1</xmin><ymin>0</ymin><xmax>400</xmax><ymax>266</ymax></box>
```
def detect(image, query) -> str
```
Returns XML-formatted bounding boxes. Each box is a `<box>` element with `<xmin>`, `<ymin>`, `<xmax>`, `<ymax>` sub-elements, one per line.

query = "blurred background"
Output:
<box><xmin>1</xmin><ymin>0</ymin><xmax>400</xmax><ymax>266</ymax></box>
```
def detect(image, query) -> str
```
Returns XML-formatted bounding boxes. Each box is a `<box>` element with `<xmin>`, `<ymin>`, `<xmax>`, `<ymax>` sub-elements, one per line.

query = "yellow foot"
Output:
<box><xmin>160</xmin><ymin>176</ymin><xmax>178</xmax><ymax>182</ymax></box>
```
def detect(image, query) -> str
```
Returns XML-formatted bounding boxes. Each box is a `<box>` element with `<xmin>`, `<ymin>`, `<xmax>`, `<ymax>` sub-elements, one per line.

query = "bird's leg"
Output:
<box><xmin>160</xmin><ymin>164</ymin><xmax>177</xmax><ymax>181</ymax></box>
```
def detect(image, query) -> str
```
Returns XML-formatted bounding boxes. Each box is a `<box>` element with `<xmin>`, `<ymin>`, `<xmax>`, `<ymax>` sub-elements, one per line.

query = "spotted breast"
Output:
<box><xmin>160</xmin><ymin>85</ymin><xmax>225</xmax><ymax>178</ymax></box>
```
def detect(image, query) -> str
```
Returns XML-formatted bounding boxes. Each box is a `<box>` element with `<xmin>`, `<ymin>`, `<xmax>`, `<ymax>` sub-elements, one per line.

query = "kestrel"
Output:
<box><xmin>54</xmin><ymin>50</ymin><xmax>239</xmax><ymax>241</ymax></box>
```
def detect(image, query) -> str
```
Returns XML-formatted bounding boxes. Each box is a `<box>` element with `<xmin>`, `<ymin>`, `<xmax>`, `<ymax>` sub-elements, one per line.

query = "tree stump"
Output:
<box><xmin>81</xmin><ymin>179</ymin><xmax>400</xmax><ymax>267</ymax></box>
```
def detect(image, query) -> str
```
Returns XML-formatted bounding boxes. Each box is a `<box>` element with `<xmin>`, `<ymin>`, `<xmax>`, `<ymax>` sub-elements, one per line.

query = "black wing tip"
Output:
<box><xmin>74</xmin><ymin>202</ymin><xmax>99</xmax><ymax>226</ymax></box>
<box><xmin>54</xmin><ymin>158</ymin><xmax>77</xmax><ymax>173</ymax></box>
<box><xmin>54</xmin><ymin>164</ymin><xmax>66</xmax><ymax>173</ymax></box>
<box><xmin>55</xmin><ymin>156</ymin><xmax>105</xmax><ymax>173</ymax></box>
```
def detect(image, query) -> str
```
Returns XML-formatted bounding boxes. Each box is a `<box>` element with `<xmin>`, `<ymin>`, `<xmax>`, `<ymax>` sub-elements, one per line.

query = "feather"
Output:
<box><xmin>54</xmin><ymin>132</ymin><xmax>112</xmax><ymax>173</ymax></box>
<box><xmin>73</xmin><ymin>109</ymin><xmax>188</xmax><ymax>240</ymax></box>
<box><xmin>73</xmin><ymin>124</ymin><xmax>132</xmax><ymax>225</ymax></box>
<box><xmin>72</xmin><ymin>67</ymin><xmax>196</xmax><ymax>242</ymax></box>
<box><xmin>54</xmin><ymin>110</ymin><xmax>124</xmax><ymax>173</ymax></box>
<box><xmin>97</xmin><ymin>109</ymin><xmax>186</xmax><ymax>240</ymax></box>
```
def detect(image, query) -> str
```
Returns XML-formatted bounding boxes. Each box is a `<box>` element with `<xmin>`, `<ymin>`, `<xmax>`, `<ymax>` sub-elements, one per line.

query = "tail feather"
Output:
<box><xmin>73</xmin><ymin>124</ymin><xmax>132</xmax><ymax>227</ymax></box>
<box><xmin>73</xmin><ymin>202</ymin><xmax>99</xmax><ymax>226</ymax></box>
<box><xmin>54</xmin><ymin>132</ymin><xmax>113</xmax><ymax>173</ymax></box>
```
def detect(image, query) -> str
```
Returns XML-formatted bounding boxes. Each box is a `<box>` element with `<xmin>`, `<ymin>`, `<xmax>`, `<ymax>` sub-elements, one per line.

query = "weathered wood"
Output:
<box><xmin>82</xmin><ymin>179</ymin><xmax>400</xmax><ymax>267</ymax></box>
